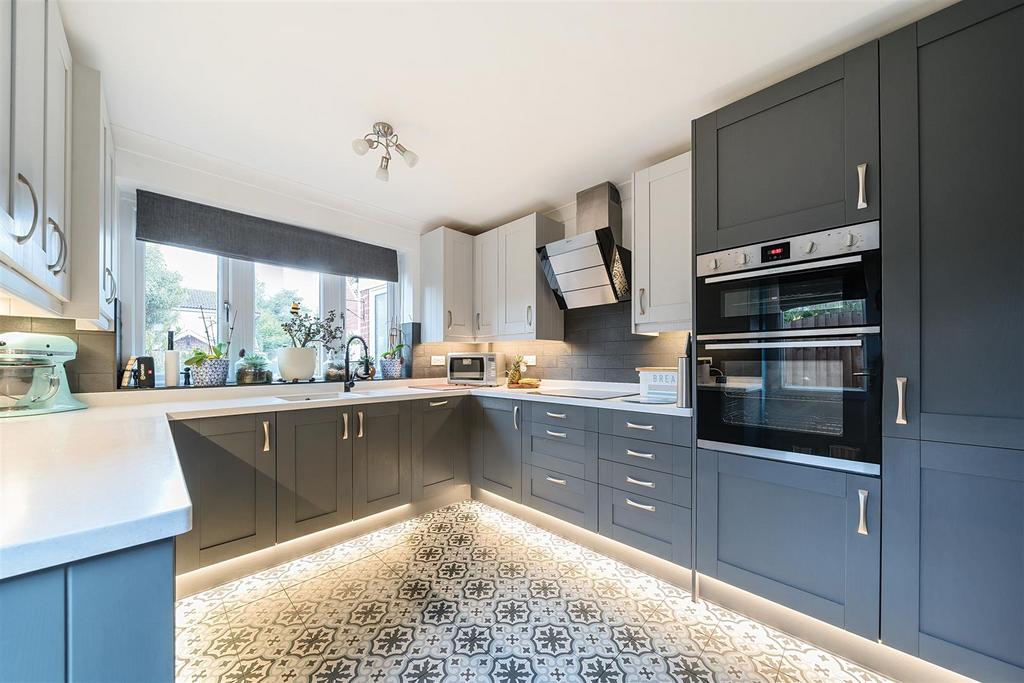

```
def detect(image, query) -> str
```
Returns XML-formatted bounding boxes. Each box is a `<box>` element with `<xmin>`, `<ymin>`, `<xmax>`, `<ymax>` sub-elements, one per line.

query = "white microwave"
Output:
<box><xmin>447</xmin><ymin>352</ymin><xmax>505</xmax><ymax>386</ymax></box>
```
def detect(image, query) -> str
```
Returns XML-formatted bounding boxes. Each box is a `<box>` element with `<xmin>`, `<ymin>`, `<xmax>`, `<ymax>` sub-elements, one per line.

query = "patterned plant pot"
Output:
<box><xmin>192</xmin><ymin>358</ymin><xmax>230</xmax><ymax>387</ymax></box>
<box><xmin>380</xmin><ymin>357</ymin><xmax>403</xmax><ymax>380</ymax></box>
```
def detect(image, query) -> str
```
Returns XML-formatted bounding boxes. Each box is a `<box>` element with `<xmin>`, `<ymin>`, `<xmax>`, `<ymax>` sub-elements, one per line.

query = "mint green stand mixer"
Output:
<box><xmin>0</xmin><ymin>332</ymin><xmax>87</xmax><ymax>417</ymax></box>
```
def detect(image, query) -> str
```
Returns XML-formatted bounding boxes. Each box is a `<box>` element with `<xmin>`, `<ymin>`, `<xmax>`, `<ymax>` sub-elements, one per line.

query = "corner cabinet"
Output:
<box><xmin>412</xmin><ymin>396</ymin><xmax>468</xmax><ymax>501</ymax></box>
<box><xmin>473</xmin><ymin>229</ymin><xmax>498</xmax><ymax>338</ymax></box>
<box><xmin>696</xmin><ymin>449</ymin><xmax>880</xmax><ymax>640</ymax></box>
<box><xmin>352</xmin><ymin>401</ymin><xmax>412</xmax><ymax>518</ymax></box>
<box><xmin>276</xmin><ymin>407</ymin><xmax>353</xmax><ymax>542</ymax></box>
<box><xmin>693</xmin><ymin>41</ymin><xmax>879</xmax><ymax>254</ymax></box>
<box><xmin>420</xmin><ymin>226</ymin><xmax>474</xmax><ymax>342</ymax></box>
<box><xmin>171</xmin><ymin>414</ymin><xmax>277</xmax><ymax>574</ymax></box>
<box><xmin>631</xmin><ymin>152</ymin><xmax>692</xmax><ymax>333</ymax></box>
<box><xmin>879</xmin><ymin>4</ymin><xmax>1024</xmax><ymax>681</ymax></box>
<box><xmin>66</xmin><ymin>64</ymin><xmax>119</xmax><ymax>330</ymax></box>
<box><xmin>470</xmin><ymin>397</ymin><xmax>523</xmax><ymax>502</ymax></box>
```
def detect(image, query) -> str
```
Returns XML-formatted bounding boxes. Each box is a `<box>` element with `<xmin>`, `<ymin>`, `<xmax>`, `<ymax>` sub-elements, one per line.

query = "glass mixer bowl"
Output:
<box><xmin>0</xmin><ymin>359</ymin><xmax>62</xmax><ymax>413</ymax></box>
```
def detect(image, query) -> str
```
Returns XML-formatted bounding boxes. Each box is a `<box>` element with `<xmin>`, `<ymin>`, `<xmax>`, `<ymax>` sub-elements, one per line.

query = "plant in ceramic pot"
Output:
<box><xmin>185</xmin><ymin>343</ymin><xmax>230</xmax><ymax>387</ymax></box>
<box><xmin>378</xmin><ymin>322</ymin><xmax>406</xmax><ymax>380</ymax></box>
<box><xmin>278</xmin><ymin>306</ymin><xmax>345</xmax><ymax>381</ymax></box>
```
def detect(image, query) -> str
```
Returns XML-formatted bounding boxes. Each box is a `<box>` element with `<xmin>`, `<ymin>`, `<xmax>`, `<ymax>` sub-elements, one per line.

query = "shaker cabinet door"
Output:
<box><xmin>696</xmin><ymin>449</ymin><xmax>880</xmax><ymax>640</ymax></box>
<box><xmin>172</xmin><ymin>414</ymin><xmax>277</xmax><ymax>573</ymax></box>
<box><xmin>694</xmin><ymin>41</ymin><xmax>879</xmax><ymax>254</ymax></box>
<box><xmin>412</xmin><ymin>396</ymin><xmax>468</xmax><ymax>501</ymax></box>
<box><xmin>496</xmin><ymin>215</ymin><xmax>536</xmax><ymax>336</ymax></box>
<box><xmin>352</xmin><ymin>401</ymin><xmax>412</xmax><ymax>518</ymax></box>
<box><xmin>277</xmin><ymin>407</ymin><xmax>352</xmax><ymax>542</ymax></box>
<box><xmin>473</xmin><ymin>229</ymin><xmax>498</xmax><ymax>338</ymax></box>
<box><xmin>470</xmin><ymin>397</ymin><xmax>523</xmax><ymax>502</ymax></box>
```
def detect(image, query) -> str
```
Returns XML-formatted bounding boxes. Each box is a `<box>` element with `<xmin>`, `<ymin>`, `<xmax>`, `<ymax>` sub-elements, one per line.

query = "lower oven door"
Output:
<box><xmin>696</xmin><ymin>335</ymin><xmax>881</xmax><ymax>473</ymax></box>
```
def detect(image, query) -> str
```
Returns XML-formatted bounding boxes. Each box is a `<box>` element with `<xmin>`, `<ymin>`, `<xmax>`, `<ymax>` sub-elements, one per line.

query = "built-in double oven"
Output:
<box><xmin>695</xmin><ymin>222</ymin><xmax>881</xmax><ymax>475</ymax></box>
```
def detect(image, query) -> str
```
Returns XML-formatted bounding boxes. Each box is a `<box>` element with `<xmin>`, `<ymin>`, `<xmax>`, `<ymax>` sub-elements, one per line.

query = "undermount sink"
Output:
<box><xmin>274</xmin><ymin>392</ymin><xmax>363</xmax><ymax>402</ymax></box>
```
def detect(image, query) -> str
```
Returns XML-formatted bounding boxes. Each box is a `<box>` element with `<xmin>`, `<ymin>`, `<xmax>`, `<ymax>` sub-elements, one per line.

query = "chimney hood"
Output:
<box><xmin>537</xmin><ymin>182</ymin><xmax>630</xmax><ymax>310</ymax></box>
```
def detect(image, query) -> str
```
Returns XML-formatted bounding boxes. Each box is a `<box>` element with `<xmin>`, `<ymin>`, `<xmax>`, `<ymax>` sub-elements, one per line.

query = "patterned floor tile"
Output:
<box><xmin>175</xmin><ymin>500</ymin><xmax>895</xmax><ymax>683</ymax></box>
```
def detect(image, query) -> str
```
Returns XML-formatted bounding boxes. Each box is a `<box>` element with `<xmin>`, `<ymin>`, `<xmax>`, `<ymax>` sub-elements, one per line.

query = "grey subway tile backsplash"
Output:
<box><xmin>410</xmin><ymin>302</ymin><xmax>689</xmax><ymax>383</ymax></box>
<box><xmin>0</xmin><ymin>316</ymin><xmax>118</xmax><ymax>392</ymax></box>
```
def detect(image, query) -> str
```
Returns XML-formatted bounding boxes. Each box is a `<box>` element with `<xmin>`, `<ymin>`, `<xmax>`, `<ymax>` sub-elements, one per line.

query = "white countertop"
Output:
<box><xmin>0</xmin><ymin>379</ymin><xmax>690</xmax><ymax>580</ymax></box>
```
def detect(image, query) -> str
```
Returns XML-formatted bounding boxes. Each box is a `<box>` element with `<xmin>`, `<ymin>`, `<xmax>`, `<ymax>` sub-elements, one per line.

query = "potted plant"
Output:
<box><xmin>356</xmin><ymin>352</ymin><xmax>376</xmax><ymax>379</ymax></box>
<box><xmin>184</xmin><ymin>307</ymin><xmax>235</xmax><ymax>387</ymax></box>
<box><xmin>235</xmin><ymin>350</ymin><xmax>272</xmax><ymax>385</ymax></box>
<box><xmin>378</xmin><ymin>322</ymin><xmax>406</xmax><ymax>380</ymax></box>
<box><xmin>278</xmin><ymin>306</ymin><xmax>345</xmax><ymax>381</ymax></box>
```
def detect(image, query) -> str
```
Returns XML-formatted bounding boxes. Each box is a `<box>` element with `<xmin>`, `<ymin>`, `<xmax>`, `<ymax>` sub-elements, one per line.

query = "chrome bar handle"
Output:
<box><xmin>476</xmin><ymin>312</ymin><xmax>481</xmax><ymax>330</ymax></box>
<box><xmin>857</xmin><ymin>489</ymin><xmax>869</xmax><ymax>535</ymax></box>
<box><xmin>545</xmin><ymin>476</ymin><xmax>567</xmax><ymax>486</ymax></box>
<box><xmin>262</xmin><ymin>420</ymin><xmax>271</xmax><ymax>453</ymax></box>
<box><xmin>639</xmin><ymin>288</ymin><xmax>646</xmax><ymax>315</ymax></box>
<box><xmin>626</xmin><ymin>476</ymin><xmax>655</xmax><ymax>489</ymax></box>
<box><xmin>357</xmin><ymin>410</ymin><xmax>364</xmax><ymax>438</ymax></box>
<box><xmin>341</xmin><ymin>412</ymin><xmax>349</xmax><ymax>440</ymax></box>
<box><xmin>513</xmin><ymin>405</ymin><xmax>520</xmax><ymax>431</ymax></box>
<box><xmin>545</xmin><ymin>411</ymin><xmax>567</xmax><ymax>419</ymax></box>
<box><xmin>14</xmin><ymin>173</ymin><xmax>39</xmax><ymax>243</ymax></box>
<box><xmin>545</xmin><ymin>430</ymin><xmax>567</xmax><ymax>439</ymax></box>
<box><xmin>625</xmin><ymin>498</ymin><xmax>656</xmax><ymax>512</ymax></box>
<box><xmin>856</xmin><ymin>163</ymin><xmax>868</xmax><ymax>209</ymax></box>
<box><xmin>626</xmin><ymin>422</ymin><xmax>654</xmax><ymax>431</ymax></box>
<box><xmin>103</xmin><ymin>267</ymin><xmax>115</xmax><ymax>303</ymax></box>
<box><xmin>626</xmin><ymin>449</ymin><xmax>654</xmax><ymax>460</ymax></box>
<box><xmin>46</xmin><ymin>218</ymin><xmax>65</xmax><ymax>273</ymax></box>
<box><xmin>429</xmin><ymin>400</ymin><xmax>449</xmax><ymax>408</ymax></box>
<box><xmin>895</xmin><ymin>377</ymin><xmax>908</xmax><ymax>425</ymax></box>
<box><xmin>526</xmin><ymin>305</ymin><xmax>533</xmax><ymax>327</ymax></box>
<box><xmin>447</xmin><ymin>310</ymin><xmax>453</xmax><ymax>330</ymax></box>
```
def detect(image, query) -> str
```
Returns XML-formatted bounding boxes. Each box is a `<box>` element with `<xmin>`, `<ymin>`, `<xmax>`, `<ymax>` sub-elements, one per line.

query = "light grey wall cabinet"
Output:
<box><xmin>693</xmin><ymin>41</ymin><xmax>879</xmax><ymax>254</ymax></box>
<box><xmin>171</xmin><ymin>413</ymin><xmax>277</xmax><ymax>574</ymax></box>
<box><xmin>470</xmin><ymin>397</ymin><xmax>523</xmax><ymax>502</ymax></box>
<box><xmin>352</xmin><ymin>401</ymin><xmax>412</xmax><ymax>519</ymax></box>
<box><xmin>521</xmin><ymin>402</ymin><xmax>601</xmax><ymax>531</ymax></box>
<box><xmin>277</xmin><ymin>407</ymin><xmax>353</xmax><ymax>542</ymax></box>
<box><xmin>882</xmin><ymin>438</ymin><xmax>1024</xmax><ymax>682</ymax></box>
<box><xmin>696</xmin><ymin>449</ymin><xmax>880</xmax><ymax>640</ymax></box>
<box><xmin>0</xmin><ymin>539</ymin><xmax>174</xmax><ymax>683</ymax></box>
<box><xmin>880</xmin><ymin>3</ymin><xmax>1023</xmax><ymax>449</ymax></box>
<box><xmin>411</xmin><ymin>396</ymin><xmax>468</xmax><ymax>501</ymax></box>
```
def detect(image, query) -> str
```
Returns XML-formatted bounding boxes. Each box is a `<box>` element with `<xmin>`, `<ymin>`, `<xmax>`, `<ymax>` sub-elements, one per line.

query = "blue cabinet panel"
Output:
<box><xmin>696</xmin><ymin>449</ymin><xmax>879</xmax><ymax>639</ymax></box>
<box><xmin>0</xmin><ymin>566</ymin><xmax>65</xmax><ymax>682</ymax></box>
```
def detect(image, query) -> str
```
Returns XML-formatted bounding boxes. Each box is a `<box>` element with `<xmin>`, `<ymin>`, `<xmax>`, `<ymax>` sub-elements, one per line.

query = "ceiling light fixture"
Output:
<box><xmin>352</xmin><ymin>122</ymin><xmax>418</xmax><ymax>182</ymax></box>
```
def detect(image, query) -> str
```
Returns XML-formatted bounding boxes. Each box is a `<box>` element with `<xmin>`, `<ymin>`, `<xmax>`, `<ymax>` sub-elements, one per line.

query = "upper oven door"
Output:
<box><xmin>448</xmin><ymin>355</ymin><xmax>486</xmax><ymax>383</ymax></box>
<box><xmin>696</xmin><ymin>334</ymin><xmax>881</xmax><ymax>472</ymax></box>
<box><xmin>696</xmin><ymin>251</ymin><xmax>880</xmax><ymax>337</ymax></box>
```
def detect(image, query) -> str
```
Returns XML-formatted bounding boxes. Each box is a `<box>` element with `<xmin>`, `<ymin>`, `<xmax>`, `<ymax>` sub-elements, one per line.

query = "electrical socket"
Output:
<box><xmin>430</xmin><ymin>355</ymin><xmax>445</xmax><ymax>366</ymax></box>
<box><xmin>523</xmin><ymin>355</ymin><xmax>537</xmax><ymax>366</ymax></box>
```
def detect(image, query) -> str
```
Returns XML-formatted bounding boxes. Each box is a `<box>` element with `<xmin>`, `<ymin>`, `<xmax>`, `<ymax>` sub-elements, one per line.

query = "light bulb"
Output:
<box><xmin>396</xmin><ymin>143</ymin><xmax>419</xmax><ymax>168</ymax></box>
<box><xmin>376</xmin><ymin>156</ymin><xmax>390</xmax><ymax>182</ymax></box>
<box><xmin>352</xmin><ymin>138</ymin><xmax>370</xmax><ymax>155</ymax></box>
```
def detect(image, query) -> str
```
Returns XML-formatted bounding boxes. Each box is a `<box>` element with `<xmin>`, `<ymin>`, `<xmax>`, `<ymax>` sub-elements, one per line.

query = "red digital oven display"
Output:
<box><xmin>761</xmin><ymin>241</ymin><xmax>790</xmax><ymax>262</ymax></box>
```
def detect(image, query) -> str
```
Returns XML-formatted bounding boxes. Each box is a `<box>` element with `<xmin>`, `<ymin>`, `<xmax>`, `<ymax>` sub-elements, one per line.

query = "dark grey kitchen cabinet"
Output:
<box><xmin>696</xmin><ymin>449</ymin><xmax>880</xmax><ymax>640</ymax></box>
<box><xmin>171</xmin><ymin>413</ymin><xmax>277</xmax><ymax>573</ymax></box>
<box><xmin>880</xmin><ymin>2</ymin><xmax>1023</xmax><ymax>448</ymax></box>
<box><xmin>277</xmin><ymin>407</ymin><xmax>353</xmax><ymax>542</ymax></box>
<box><xmin>693</xmin><ymin>41</ymin><xmax>879</xmax><ymax>254</ymax></box>
<box><xmin>470</xmin><ymin>397</ymin><xmax>523</xmax><ymax>502</ymax></box>
<box><xmin>411</xmin><ymin>396</ymin><xmax>469</xmax><ymax>501</ymax></box>
<box><xmin>352</xmin><ymin>401</ymin><xmax>412</xmax><ymax>518</ymax></box>
<box><xmin>882</xmin><ymin>437</ymin><xmax>1024</xmax><ymax>682</ymax></box>
<box><xmin>0</xmin><ymin>540</ymin><xmax>175</xmax><ymax>683</ymax></box>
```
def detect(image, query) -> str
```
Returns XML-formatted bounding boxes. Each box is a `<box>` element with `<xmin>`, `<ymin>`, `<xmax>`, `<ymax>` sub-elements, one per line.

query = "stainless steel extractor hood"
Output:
<box><xmin>537</xmin><ymin>182</ymin><xmax>631</xmax><ymax>309</ymax></box>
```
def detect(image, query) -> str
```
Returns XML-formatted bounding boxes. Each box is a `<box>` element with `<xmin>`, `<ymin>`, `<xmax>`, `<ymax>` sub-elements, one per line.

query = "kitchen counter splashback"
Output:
<box><xmin>0</xmin><ymin>379</ymin><xmax>690</xmax><ymax>581</ymax></box>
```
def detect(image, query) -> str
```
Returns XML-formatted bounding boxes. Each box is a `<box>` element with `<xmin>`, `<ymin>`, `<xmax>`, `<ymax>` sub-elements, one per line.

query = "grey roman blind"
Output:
<box><xmin>135</xmin><ymin>190</ymin><xmax>399</xmax><ymax>282</ymax></box>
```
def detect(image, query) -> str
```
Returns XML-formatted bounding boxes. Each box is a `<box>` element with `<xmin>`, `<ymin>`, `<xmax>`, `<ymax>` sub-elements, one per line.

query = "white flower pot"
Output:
<box><xmin>278</xmin><ymin>347</ymin><xmax>317</xmax><ymax>381</ymax></box>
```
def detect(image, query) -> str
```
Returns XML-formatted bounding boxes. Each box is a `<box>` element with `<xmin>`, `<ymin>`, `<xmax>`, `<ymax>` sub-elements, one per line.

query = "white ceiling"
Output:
<box><xmin>60</xmin><ymin>0</ymin><xmax>952</xmax><ymax>234</ymax></box>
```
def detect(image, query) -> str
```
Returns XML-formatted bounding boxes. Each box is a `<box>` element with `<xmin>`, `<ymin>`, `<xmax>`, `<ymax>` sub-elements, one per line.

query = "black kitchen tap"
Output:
<box><xmin>343</xmin><ymin>335</ymin><xmax>370</xmax><ymax>392</ymax></box>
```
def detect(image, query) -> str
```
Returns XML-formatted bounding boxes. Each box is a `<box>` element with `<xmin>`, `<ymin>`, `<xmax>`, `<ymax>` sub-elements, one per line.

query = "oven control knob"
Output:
<box><xmin>845</xmin><ymin>232</ymin><xmax>859</xmax><ymax>247</ymax></box>
<box><xmin>804</xmin><ymin>241</ymin><xmax>816</xmax><ymax>254</ymax></box>
<box><xmin>735</xmin><ymin>252</ymin><xmax>749</xmax><ymax>266</ymax></box>
<box><xmin>709</xmin><ymin>257</ymin><xmax>720</xmax><ymax>271</ymax></box>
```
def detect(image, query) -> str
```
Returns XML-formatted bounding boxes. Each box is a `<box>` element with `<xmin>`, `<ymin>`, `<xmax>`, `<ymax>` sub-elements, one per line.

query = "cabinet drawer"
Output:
<box><xmin>599</xmin><ymin>435</ymin><xmax>691</xmax><ymax>476</ymax></box>
<box><xmin>601</xmin><ymin>410</ymin><xmax>691</xmax><ymax>445</ymax></box>
<box><xmin>524</xmin><ymin>422</ymin><xmax>598</xmax><ymax>481</ymax></box>
<box><xmin>199</xmin><ymin>413</ymin><xmax>257</xmax><ymax>436</ymax></box>
<box><xmin>525</xmin><ymin>401</ymin><xmax>598</xmax><ymax>431</ymax></box>
<box><xmin>417</xmin><ymin>395</ymin><xmax>465</xmax><ymax>413</ymax></box>
<box><xmin>599</xmin><ymin>460</ymin><xmax>691</xmax><ymax>507</ymax></box>
<box><xmin>598</xmin><ymin>485</ymin><xmax>691</xmax><ymax>566</ymax></box>
<box><xmin>523</xmin><ymin>465</ymin><xmax>598</xmax><ymax>532</ymax></box>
